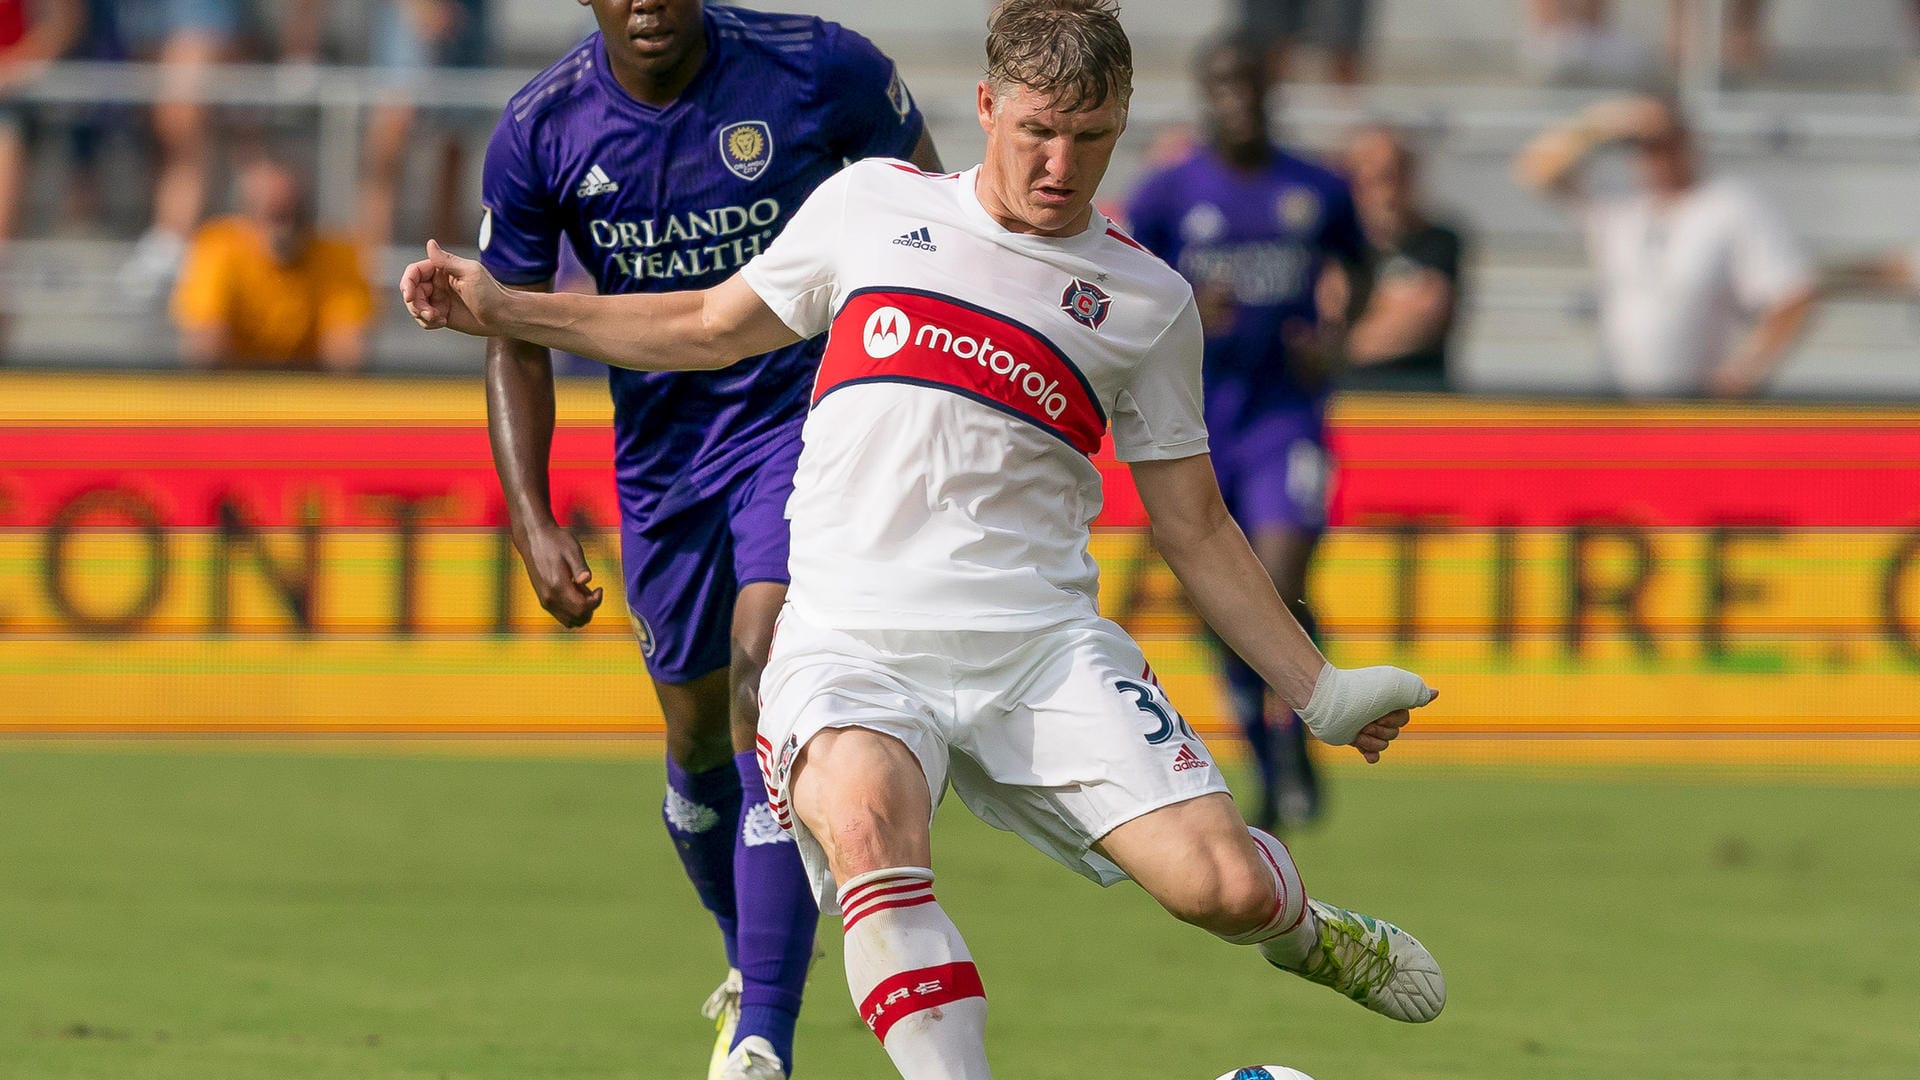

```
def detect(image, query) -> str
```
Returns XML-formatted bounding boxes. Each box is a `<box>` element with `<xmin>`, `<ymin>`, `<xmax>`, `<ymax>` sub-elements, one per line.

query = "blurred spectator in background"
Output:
<box><xmin>62</xmin><ymin>0</ymin><xmax>127</xmax><ymax>234</ymax></box>
<box><xmin>116</xmin><ymin>0</ymin><xmax>249</xmax><ymax>305</ymax></box>
<box><xmin>1521</xmin><ymin>0</ymin><xmax>1657</xmax><ymax>86</ymax></box>
<box><xmin>0</xmin><ymin>0</ymin><xmax>86</xmax><ymax>358</ymax></box>
<box><xmin>1668</xmin><ymin>0</ymin><xmax>1769</xmax><ymax>84</ymax></box>
<box><xmin>1516</xmin><ymin>96</ymin><xmax>1817</xmax><ymax>398</ymax></box>
<box><xmin>171</xmin><ymin>156</ymin><xmax>373</xmax><ymax>372</ymax></box>
<box><xmin>1239</xmin><ymin>0</ymin><xmax>1370</xmax><ymax>86</ymax></box>
<box><xmin>1824</xmin><ymin>245</ymin><xmax>1920</xmax><ymax>297</ymax></box>
<box><xmin>1128</xmin><ymin>36</ymin><xmax>1365</xmax><ymax>831</ymax></box>
<box><xmin>359</xmin><ymin>0</ymin><xmax>492</xmax><ymax>262</ymax></box>
<box><xmin>1334</xmin><ymin>124</ymin><xmax>1465</xmax><ymax>391</ymax></box>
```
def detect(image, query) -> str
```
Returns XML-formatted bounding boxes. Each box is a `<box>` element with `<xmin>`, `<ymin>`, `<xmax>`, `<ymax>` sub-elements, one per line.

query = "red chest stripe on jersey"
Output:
<box><xmin>1105</xmin><ymin>226</ymin><xmax>1147</xmax><ymax>252</ymax></box>
<box><xmin>816</xmin><ymin>287</ymin><xmax>1107</xmax><ymax>456</ymax></box>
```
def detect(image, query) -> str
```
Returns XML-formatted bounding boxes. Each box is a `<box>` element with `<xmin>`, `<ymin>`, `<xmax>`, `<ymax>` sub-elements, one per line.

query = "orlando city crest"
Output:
<box><xmin>718</xmin><ymin>120</ymin><xmax>773</xmax><ymax>181</ymax></box>
<box><xmin>1060</xmin><ymin>277</ymin><xmax>1113</xmax><ymax>330</ymax></box>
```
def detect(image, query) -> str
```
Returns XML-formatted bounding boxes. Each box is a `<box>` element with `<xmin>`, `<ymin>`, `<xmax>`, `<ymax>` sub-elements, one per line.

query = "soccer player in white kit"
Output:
<box><xmin>403</xmin><ymin>3</ymin><xmax>1447</xmax><ymax>1075</ymax></box>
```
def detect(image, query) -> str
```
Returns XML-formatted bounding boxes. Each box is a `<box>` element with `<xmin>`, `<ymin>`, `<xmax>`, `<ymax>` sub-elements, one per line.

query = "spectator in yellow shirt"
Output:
<box><xmin>171</xmin><ymin>159</ymin><xmax>374</xmax><ymax>371</ymax></box>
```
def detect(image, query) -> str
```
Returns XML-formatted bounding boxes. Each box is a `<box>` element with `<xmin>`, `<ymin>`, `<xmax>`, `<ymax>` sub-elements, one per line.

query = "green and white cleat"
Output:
<box><xmin>715</xmin><ymin>1035</ymin><xmax>786</xmax><ymax>1080</ymax></box>
<box><xmin>1275</xmin><ymin>899</ymin><xmax>1446</xmax><ymax>1023</ymax></box>
<box><xmin>702</xmin><ymin>968</ymin><xmax>743</xmax><ymax>1080</ymax></box>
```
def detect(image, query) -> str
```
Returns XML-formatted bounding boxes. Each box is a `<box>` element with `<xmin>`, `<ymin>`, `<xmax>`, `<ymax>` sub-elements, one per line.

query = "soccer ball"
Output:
<box><xmin>1214</xmin><ymin>1069</ymin><xmax>1315</xmax><ymax>1080</ymax></box>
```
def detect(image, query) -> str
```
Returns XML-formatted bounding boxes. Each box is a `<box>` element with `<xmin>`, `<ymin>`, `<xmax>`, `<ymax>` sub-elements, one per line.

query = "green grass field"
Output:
<box><xmin>2</xmin><ymin>746</ymin><xmax>1916</xmax><ymax>1080</ymax></box>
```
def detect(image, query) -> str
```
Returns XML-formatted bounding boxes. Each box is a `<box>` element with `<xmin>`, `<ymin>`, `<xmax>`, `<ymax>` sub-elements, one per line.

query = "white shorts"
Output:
<box><xmin>754</xmin><ymin>605</ymin><xmax>1231</xmax><ymax>912</ymax></box>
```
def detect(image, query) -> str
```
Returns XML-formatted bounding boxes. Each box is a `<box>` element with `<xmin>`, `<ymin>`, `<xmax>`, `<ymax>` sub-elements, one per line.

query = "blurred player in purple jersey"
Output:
<box><xmin>477</xmin><ymin>2</ymin><xmax>939</xmax><ymax>1076</ymax></box>
<box><xmin>1127</xmin><ymin>36</ymin><xmax>1363</xmax><ymax>833</ymax></box>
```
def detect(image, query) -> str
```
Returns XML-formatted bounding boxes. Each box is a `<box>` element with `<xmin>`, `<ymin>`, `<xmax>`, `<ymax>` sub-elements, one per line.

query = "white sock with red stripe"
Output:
<box><xmin>836</xmin><ymin>867</ymin><xmax>991</xmax><ymax>1079</ymax></box>
<box><xmin>1215</xmin><ymin>828</ymin><xmax>1317</xmax><ymax>968</ymax></box>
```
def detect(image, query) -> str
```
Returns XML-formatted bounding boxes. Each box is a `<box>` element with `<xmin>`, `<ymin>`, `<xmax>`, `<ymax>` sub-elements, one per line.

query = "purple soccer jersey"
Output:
<box><xmin>1127</xmin><ymin>144</ymin><xmax>1360</xmax><ymax>532</ymax></box>
<box><xmin>479</xmin><ymin>5</ymin><xmax>924</xmax><ymax>681</ymax></box>
<box><xmin>1126</xmin><ymin>144</ymin><xmax>1362</xmax><ymax>431</ymax></box>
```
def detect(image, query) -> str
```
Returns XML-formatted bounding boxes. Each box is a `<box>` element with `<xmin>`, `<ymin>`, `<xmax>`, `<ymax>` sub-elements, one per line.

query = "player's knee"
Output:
<box><xmin>810</xmin><ymin>810</ymin><xmax>898</xmax><ymax>882</ymax></box>
<box><xmin>1158</xmin><ymin>850</ymin><xmax>1279</xmax><ymax>935</ymax></box>
<box><xmin>664</xmin><ymin>723</ymin><xmax>733</xmax><ymax>772</ymax></box>
<box><xmin>796</xmin><ymin>785</ymin><xmax>924</xmax><ymax>882</ymax></box>
<box><xmin>658</xmin><ymin>669</ymin><xmax>736</xmax><ymax>771</ymax></box>
<box><xmin>790</xmin><ymin>731</ymin><xmax>932</xmax><ymax>879</ymax></box>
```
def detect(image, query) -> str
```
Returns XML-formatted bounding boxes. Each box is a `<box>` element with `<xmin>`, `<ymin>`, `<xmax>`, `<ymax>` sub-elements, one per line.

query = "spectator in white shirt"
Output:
<box><xmin>1516</xmin><ymin>95</ymin><xmax>1818</xmax><ymax>397</ymax></box>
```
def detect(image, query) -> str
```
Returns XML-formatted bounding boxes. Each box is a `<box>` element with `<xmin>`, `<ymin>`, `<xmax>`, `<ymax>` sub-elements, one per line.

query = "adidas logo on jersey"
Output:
<box><xmin>1171</xmin><ymin>744</ymin><xmax>1210</xmax><ymax>772</ymax></box>
<box><xmin>892</xmin><ymin>226</ymin><xmax>937</xmax><ymax>251</ymax></box>
<box><xmin>576</xmin><ymin>164</ymin><xmax>620</xmax><ymax>198</ymax></box>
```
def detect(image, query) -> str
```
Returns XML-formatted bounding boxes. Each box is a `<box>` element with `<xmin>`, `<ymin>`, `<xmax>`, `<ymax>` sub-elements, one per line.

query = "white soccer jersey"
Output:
<box><xmin>740</xmin><ymin>160</ymin><xmax>1207</xmax><ymax>631</ymax></box>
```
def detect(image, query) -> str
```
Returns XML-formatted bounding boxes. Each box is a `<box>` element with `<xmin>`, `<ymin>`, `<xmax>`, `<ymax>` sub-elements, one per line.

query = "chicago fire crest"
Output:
<box><xmin>1060</xmin><ymin>277</ymin><xmax>1113</xmax><ymax>330</ymax></box>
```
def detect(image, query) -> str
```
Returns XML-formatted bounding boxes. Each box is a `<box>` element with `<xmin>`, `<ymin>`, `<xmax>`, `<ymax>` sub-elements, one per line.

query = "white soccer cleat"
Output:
<box><xmin>715</xmin><ymin>1035</ymin><xmax>787</xmax><ymax>1080</ymax></box>
<box><xmin>1273</xmin><ymin>899</ymin><xmax>1446</xmax><ymax>1023</ymax></box>
<box><xmin>701</xmin><ymin>968</ymin><xmax>744</xmax><ymax>1080</ymax></box>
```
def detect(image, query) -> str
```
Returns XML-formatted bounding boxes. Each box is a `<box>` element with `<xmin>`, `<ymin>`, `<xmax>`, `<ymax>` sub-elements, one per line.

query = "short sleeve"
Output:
<box><xmin>170</xmin><ymin>225</ymin><xmax>233</xmax><ymax>331</ymax></box>
<box><xmin>816</xmin><ymin>22</ymin><xmax>925</xmax><ymax>163</ymax></box>
<box><xmin>478</xmin><ymin>107</ymin><xmax>562</xmax><ymax>285</ymax></box>
<box><xmin>1110</xmin><ymin>297</ymin><xmax>1210</xmax><ymax>462</ymax></box>
<box><xmin>1727</xmin><ymin>187</ymin><xmax>1813</xmax><ymax>312</ymax></box>
<box><xmin>738</xmin><ymin>167</ymin><xmax>852</xmax><ymax>338</ymax></box>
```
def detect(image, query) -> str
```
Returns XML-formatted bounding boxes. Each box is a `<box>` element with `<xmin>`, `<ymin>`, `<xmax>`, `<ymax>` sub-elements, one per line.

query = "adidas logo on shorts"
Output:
<box><xmin>1171</xmin><ymin>744</ymin><xmax>1210</xmax><ymax>772</ymax></box>
<box><xmin>892</xmin><ymin>226</ymin><xmax>937</xmax><ymax>251</ymax></box>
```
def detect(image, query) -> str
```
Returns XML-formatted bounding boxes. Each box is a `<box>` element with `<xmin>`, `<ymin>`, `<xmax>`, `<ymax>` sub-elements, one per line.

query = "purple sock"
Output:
<box><xmin>730</xmin><ymin>749</ymin><xmax>816</xmax><ymax>1068</ymax></box>
<box><xmin>663</xmin><ymin>758</ymin><xmax>743</xmax><ymax>969</ymax></box>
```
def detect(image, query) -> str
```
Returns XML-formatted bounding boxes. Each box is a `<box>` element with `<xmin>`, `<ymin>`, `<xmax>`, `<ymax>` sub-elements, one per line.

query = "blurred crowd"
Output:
<box><xmin>0</xmin><ymin>0</ymin><xmax>1913</xmax><ymax>390</ymax></box>
<box><xmin>0</xmin><ymin>0</ymin><xmax>500</xmax><ymax>371</ymax></box>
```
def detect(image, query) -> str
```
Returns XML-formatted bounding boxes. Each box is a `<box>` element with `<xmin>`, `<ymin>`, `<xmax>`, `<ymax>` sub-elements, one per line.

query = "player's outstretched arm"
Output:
<box><xmin>1131</xmin><ymin>453</ymin><xmax>1438</xmax><ymax>762</ymax></box>
<box><xmin>400</xmin><ymin>240</ymin><xmax>802</xmax><ymax>371</ymax></box>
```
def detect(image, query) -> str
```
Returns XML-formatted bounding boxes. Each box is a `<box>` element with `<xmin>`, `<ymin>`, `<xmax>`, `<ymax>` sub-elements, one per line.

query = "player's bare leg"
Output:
<box><xmin>1097</xmin><ymin>792</ymin><xmax>1445</xmax><ymax>1023</ymax></box>
<box><xmin>789</xmin><ymin>728</ymin><xmax>990</xmax><ymax>1080</ymax></box>
<box><xmin>714</xmin><ymin>581</ymin><xmax>818</xmax><ymax>1079</ymax></box>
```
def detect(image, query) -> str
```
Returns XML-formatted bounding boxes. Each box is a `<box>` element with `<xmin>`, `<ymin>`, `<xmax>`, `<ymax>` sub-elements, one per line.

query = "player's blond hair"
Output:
<box><xmin>985</xmin><ymin>0</ymin><xmax>1133</xmax><ymax>113</ymax></box>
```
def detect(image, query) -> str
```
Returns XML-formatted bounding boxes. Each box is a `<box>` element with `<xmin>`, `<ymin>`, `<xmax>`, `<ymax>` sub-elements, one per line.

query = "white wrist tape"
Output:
<box><xmin>1298</xmin><ymin>661</ymin><xmax>1437</xmax><ymax>746</ymax></box>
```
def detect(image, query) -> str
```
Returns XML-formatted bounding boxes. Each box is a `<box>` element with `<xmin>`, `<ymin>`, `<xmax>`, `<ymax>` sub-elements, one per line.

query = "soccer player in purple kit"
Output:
<box><xmin>1126</xmin><ymin>36</ymin><xmax>1363</xmax><ymax>834</ymax></box>
<box><xmin>476</xmin><ymin>2</ymin><xmax>939</xmax><ymax>1077</ymax></box>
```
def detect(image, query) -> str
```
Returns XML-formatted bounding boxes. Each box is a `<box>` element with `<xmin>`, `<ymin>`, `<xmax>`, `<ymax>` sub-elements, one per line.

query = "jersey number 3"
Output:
<box><xmin>1117</xmin><ymin>678</ymin><xmax>1191</xmax><ymax>745</ymax></box>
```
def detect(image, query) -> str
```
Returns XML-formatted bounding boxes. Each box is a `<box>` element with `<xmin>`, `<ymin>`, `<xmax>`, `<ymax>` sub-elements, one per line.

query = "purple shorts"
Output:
<box><xmin>620</xmin><ymin>435</ymin><xmax>799</xmax><ymax>685</ymax></box>
<box><xmin>1210</xmin><ymin>409</ymin><xmax>1332</xmax><ymax>534</ymax></box>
